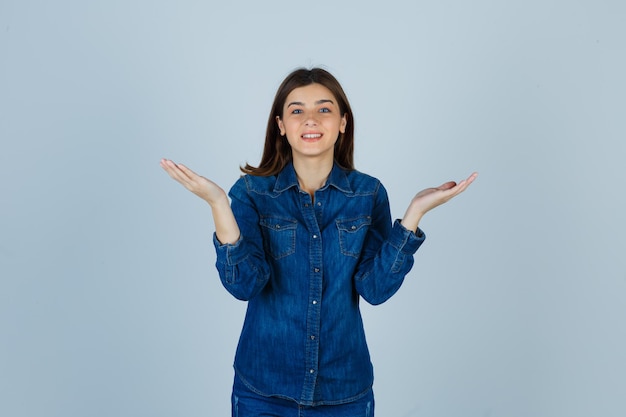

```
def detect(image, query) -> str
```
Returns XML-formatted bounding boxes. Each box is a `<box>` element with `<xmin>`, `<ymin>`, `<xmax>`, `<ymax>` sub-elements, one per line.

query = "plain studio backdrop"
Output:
<box><xmin>1</xmin><ymin>1</ymin><xmax>625</xmax><ymax>416</ymax></box>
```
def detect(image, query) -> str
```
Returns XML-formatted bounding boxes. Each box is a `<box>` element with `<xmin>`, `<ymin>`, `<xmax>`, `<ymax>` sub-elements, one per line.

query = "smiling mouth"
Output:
<box><xmin>302</xmin><ymin>133</ymin><xmax>322</xmax><ymax>139</ymax></box>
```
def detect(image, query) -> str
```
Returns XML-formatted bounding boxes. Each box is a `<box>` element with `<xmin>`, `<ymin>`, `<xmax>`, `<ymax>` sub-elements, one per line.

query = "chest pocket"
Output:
<box><xmin>259</xmin><ymin>217</ymin><xmax>297</xmax><ymax>259</ymax></box>
<box><xmin>336</xmin><ymin>216</ymin><xmax>372</xmax><ymax>258</ymax></box>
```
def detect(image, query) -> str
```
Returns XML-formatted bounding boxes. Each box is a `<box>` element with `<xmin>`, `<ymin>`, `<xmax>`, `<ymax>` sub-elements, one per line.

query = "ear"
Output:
<box><xmin>276</xmin><ymin>116</ymin><xmax>286</xmax><ymax>136</ymax></box>
<box><xmin>339</xmin><ymin>114</ymin><xmax>347</xmax><ymax>134</ymax></box>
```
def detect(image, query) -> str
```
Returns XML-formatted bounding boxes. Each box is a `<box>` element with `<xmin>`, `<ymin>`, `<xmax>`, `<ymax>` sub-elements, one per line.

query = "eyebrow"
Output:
<box><xmin>287</xmin><ymin>99</ymin><xmax>335</xmax><ymax>107</ymax></box>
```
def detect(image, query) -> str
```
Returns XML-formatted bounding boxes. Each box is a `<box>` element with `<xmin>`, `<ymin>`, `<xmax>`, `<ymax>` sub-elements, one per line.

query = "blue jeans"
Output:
<box><xmin>232</xmin><ymin>374</ymin><xmax>375</xmax><ymax>417</ymax></box>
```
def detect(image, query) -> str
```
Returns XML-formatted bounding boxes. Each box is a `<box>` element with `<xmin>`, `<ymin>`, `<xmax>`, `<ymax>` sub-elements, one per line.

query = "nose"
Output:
<box><xmin>304</xmin><ymin>113</ymin><xmax>319</xmax><ymax>126</ymax></box>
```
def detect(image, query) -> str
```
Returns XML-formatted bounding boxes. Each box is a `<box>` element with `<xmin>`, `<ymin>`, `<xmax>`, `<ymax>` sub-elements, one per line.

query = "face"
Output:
<box><xmin>276</xmin><ymin>83</ymin><xmax>347</xmax><ymax>165</ymax></box>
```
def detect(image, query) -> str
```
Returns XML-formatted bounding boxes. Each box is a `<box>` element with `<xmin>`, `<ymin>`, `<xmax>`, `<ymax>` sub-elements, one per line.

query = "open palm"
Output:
<box><xmin>160</xmin><ymin>158</ymin><xmax>227</xmax><ymax>205</ymax></box>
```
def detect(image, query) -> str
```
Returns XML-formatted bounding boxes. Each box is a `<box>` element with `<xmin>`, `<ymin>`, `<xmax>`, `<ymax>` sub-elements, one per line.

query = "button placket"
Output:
<box><xmin>299</xmin><ymin>190</ymin><xmax>323</xmax><ymax>400</ymax></box>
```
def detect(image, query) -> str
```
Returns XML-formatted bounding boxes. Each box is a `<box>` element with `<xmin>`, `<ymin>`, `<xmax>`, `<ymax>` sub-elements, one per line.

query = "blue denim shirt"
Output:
<box><xmin>213</xmin><ymin>162</ymin><xmax>425</xmax><ymax>406</ymax></box>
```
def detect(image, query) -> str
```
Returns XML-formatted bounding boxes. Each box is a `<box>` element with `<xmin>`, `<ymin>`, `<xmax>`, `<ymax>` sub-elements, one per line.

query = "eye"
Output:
<box><xmin>319</xmin><ymin>107</ymin><xmax>331</xmax><ymax>113</ymax></box>
<box><xmin>291</xmin><ymin>109</ymin><xmax>303</xmax><ymax>114</ymax></box>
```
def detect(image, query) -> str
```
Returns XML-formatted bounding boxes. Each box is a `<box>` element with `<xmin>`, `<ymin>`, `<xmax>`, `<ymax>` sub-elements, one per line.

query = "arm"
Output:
<box><xmin>161</xmin><ymin>159</ymin><xmax>270</xmax><ymax>300</ymax></box>
<box><xmin>354</xmin><ymin>183</ymin><xmax>424</xmax><ymax>305</ymax></box>
<box><xmin>213</xmin><ymin>178</ymin><xmax>271</xmax><ymax>300</ymax></box>
<box><xmin>160</xmin><ymin>158</ymin><xmax>240</xmax><ymax>244</ymax></box>
<box><xmin>355</xmin><ymin>172</ymin><xmax>478</xmax><ymax>305</ymax></box>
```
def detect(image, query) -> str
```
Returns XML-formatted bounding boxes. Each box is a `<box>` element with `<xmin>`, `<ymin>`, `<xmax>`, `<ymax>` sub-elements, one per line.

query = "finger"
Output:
<box><xmin>437</xmin><ymin>181</ymin><xmax>457</xmax><ymax>191</ymax></box>
<box><xmin>161</xmin><ymin>159</ymin><xmax>194</xmax><ymax>186</ymax></box>
<box><xmin>164</xmin><ymin>161</ymin><xmax>199</xmax><ymax>184</ymax></box>
<box><xmin>161</xmin><ymin>158</ymin><xmax>182</xmax><ymax>172</ymax></box>
<box><xmin>448</xmin><ymin>173</ymin><xmax>477</xmax><ymax>196</ymax></box>
<box><xmin>458</xmin><ymin>172</ymin><xmax>478</xmax><ymax>190</ymax></box>
<box><xmin>161</xmin><ymin>159</ymin><xmax>185</xmax><ymax>179</ymax></box>
<box><xmin>464</xmin><ymin>172</ymin><xmax>478</xmax><ymax>184</ymax></box>
<box><xmin>160</xmin><ymin>158</ymin><xmax>177</xmax><ymax>172</ymax></box>
<box><xmin>176</xmin><ymin>163</ymin><xmax>199</xmax><ymax>180</ymax></box>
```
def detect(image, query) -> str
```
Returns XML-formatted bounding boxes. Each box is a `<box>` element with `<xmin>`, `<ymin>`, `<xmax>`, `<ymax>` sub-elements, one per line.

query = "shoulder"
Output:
<box><xmin>344</xmin><ymin>169</ymin><xmax>385</xmax><ymax>195</ymax></box>
<box><xmin>229</xmin><ymin>174</ymin><xmax>278</xmax><ymax>197</ymax></box>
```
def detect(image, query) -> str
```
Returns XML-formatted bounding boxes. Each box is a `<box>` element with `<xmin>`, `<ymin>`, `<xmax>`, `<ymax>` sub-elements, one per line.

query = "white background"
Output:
<box><xmin>1</xmin><ymin>1</ymin><xmax>625</xmax><ymax>416</ymax></box>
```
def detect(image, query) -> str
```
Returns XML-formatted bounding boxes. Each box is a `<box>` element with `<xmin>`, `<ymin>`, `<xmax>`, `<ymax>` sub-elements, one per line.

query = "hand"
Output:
<box><xmin>160</xmin><ymin>158</ymin><xmax>227</xmax><ymax>206</ymax></box>
<box><xmin>401</xmin><ymin>172</ymin><xmax>478</xmax><ymax>231</ymax></box>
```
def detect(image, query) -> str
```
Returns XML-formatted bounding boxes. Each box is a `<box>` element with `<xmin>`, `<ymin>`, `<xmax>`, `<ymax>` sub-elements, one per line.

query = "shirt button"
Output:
<box><xmin>304</xmin><ymin>203</ymin><xmax>309</xmax><ymax>207</ymax></box>
<box><xmin>314</xmin><ymin>268</ymin><xmax>320</xmax><ymax>273</ymax></box>
<box><xmin>312</xmin><ymin>300</ymin><xmax>318</xmax><ymax>305</ymax></box>
<box><xmin>310</xmin><ymin>335</ymin><xmax>316</xmax><ymax>340</ymax></box>
<box><xmin>310</xmin><ymin>369</ymin><xmax>315</xmax><ymax>374</ymax></box>
<box><xmin>313</xmin><ymin>234</ymin><xmax>318</xmax><ymax>239</ymax></box>
<box><xmin>317</xmin><ymin>202</ymin><xmax>322</xmax><ymax>206</ymax></box>
<box><xmin>351</xmin><ymin>225</ymin><xmax>356</xmax><ymax>230</ymax></box>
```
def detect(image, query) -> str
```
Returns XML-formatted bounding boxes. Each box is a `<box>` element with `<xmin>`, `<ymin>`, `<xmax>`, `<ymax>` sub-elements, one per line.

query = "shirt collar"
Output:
<box><xmin>274</xmin><ymin>162</ymin><xmax>353</xmax><ymax>194</ymax></box>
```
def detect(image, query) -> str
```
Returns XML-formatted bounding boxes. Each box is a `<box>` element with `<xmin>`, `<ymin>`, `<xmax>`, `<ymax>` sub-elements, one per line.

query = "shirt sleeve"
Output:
<box><xmin>213</xmin><ymin>177</ymin><xmax>271</xmax><ymax>301</ymax></box>
<box><xmin>353</xmin><ymin>182</ymin><xmax>425</xmax><ymax>305</ymax></box>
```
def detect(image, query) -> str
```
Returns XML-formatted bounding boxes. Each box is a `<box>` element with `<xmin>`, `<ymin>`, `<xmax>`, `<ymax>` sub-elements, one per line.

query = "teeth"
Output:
<box><xmin>303</xmin><ymin>134</ymin><xmax>321</xmax><ymax>139</ymax></box>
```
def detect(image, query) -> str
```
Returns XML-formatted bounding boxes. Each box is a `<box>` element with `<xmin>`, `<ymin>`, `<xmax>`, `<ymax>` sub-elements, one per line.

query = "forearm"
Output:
<box><xmin>209</xmin><ymin>194</ymin><xmax>241</xmax><ymax>244</ymax></box>
<box><xmin>212</xmin><ymin>176</ymin><xmax>272</xmax><ymax>300</ymax></box>
<box><xmin>213</xmin><ymin>234</ymin><xmax>270</xmax><ymax>301</ymax></box>
<box><xmin>355</xmin><ymin>220</ymin><xmax>425</xmax><ymax>305</ymax></box>
<box><xmin>399</xmin><ymin>203</ymin><xmax>424</xmax><ymax>233</ymax></box>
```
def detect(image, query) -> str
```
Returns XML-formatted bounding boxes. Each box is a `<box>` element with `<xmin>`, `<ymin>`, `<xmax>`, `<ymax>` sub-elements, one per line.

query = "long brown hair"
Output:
<box><xmin>241</xmin><ymin>68</ymin><xmax>355</xmax><ymax>176</ymax></box>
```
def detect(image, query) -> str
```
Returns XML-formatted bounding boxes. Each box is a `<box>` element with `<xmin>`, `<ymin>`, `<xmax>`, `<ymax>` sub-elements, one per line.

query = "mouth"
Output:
<box><xmin>302</xmin><ymin>133</ymin><xmax>322</xmax><ymax>141</ymax></box>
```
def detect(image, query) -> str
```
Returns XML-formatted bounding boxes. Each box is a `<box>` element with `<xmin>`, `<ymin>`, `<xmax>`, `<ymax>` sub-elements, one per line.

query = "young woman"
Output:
<box><xmin>161</xmin><ymin>68</ymin><xmax>477</xmax><ymax>416</ymax></box>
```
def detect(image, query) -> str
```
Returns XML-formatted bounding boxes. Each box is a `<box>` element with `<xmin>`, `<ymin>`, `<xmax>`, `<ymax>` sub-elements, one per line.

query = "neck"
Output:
<box><xmin>293</xmin><ymin>157</ymin><xmax>334</xmax><ymax>197</ymax></box>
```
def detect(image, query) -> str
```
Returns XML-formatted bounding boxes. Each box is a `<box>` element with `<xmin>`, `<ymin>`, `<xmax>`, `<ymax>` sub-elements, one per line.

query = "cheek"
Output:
<box><xmin>284</xmin><ymin>121</ymin><xmax>298</xmax><ymax>137</ymax></box>
<box><xmin>285</xmin><ymin>135</ymin><xmax>299</xmax><ymax>149</ymax></box>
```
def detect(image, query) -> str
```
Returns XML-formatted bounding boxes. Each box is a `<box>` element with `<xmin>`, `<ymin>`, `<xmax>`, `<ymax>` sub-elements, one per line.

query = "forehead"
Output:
<box><xmin>285</xmin><ymin>83</ymin><xmax>337</xmax><ymax>105</ymax></box>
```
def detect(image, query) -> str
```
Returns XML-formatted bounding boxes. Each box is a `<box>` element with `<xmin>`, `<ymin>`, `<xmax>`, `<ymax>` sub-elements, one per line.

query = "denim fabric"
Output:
<box><xmin>214</xmin><ymin>162</ymin><xmax>425</xmax><ymax>406</ymax></box>
<box><xmin>232</xmin><ymin>373</ymin><xmax>374</xmax><ymax>417</ymax></box>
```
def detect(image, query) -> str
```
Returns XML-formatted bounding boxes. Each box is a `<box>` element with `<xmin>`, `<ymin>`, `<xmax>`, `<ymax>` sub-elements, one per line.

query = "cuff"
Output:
<box><xmin>213</xmin><ymin>233</ymin><xmax>249</xmax><ymax>266</ymax></box>
<box><xmin>388</xmin><ymin>219</ymin><xmax>426</xmax><ymax>254</ymax></box>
